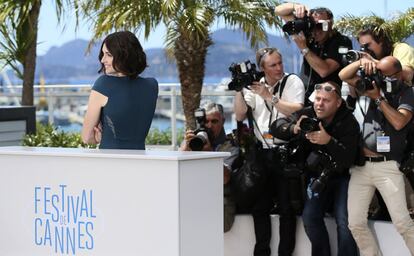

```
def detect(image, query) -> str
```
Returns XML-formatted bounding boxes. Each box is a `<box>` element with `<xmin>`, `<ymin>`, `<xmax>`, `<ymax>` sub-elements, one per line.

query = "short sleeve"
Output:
<box><xmin>398</xmin><ymin>86</ymin><xmax>414</xmax><ymax>113</ymax></box>
<box><xmin>393</xmin><ymin>43</ymin><xmax>414</xmax><ymax>69</ymax></box>
<box><xmin>92</xmin><ymin>75</ymin><xmax>111</xmax><ymax>96</ymax></box>
<box><xmin>281</xmin><ymin>75</ymin><xmax>305</xmax><ymax>104</ymax></box>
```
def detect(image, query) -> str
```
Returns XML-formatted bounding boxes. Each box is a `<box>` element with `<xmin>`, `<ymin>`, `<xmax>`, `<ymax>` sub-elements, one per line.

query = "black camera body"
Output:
<box><xmin>355</xmin><ymin>68</ymin><xmax>384</xmax><ymax>94</ymax></box>
<box><xmin>306</xmin><ymin>150</ymin><xmax>337</xmax><ymax>193</ymax></box>
<box><xmin>300</xmin><ymin>117</ymin><xmax>320</xmax><ymax>133</ymax></box>
<box><xmin>228</xmin><ymin>60</ymin><xmax>264</xmax><ymax>92</ymax></box>
<box><xmin>189</xmin><ymin>108</ymin><xmax>211</xmax><ymax>151</ymax></box>
<box><xmin>282</xmin><ymin>15</ymin><xmax>315</xmax><ymax>36</ymax></box>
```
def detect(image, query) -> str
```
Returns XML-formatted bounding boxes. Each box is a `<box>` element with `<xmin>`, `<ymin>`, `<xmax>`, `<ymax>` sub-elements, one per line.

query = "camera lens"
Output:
<box><xmin>189</xmin><ymin>131</ymin><xmax>208</xmax><ymax>151</ymax></box>
<box><xmin>345</xmin><ymin>50</ymin><xmax>361</xmax><ymax>63</ymax></box>
<box><xmin>355</xmin><ymin>77</ymin><xmax>374</xmax><ymax>93</ymax></box>
<box><xmin>300</xmin><ymin>118</ymin><xmax>320</xmax><ymax>132</ymax></box>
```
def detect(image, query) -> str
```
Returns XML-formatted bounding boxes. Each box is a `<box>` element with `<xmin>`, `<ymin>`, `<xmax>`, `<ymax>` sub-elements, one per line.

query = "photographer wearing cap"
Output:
<box><xmin>271</xmin><ymin>81</ymin><xmax>359</xmax><ymax>256</ymax></box>
<box><xmin>339</xmin><ymin>56</ymin><xmax>414</xmax><ymax>255</ymax></box>
<box><xmin>234</xmin><ymin>47</ymin><xmax>304</xmax><ymax>256</ymax></box>
<box><xmin>275</xmin><ymin>3</ymin><xmax>352</xmax><ymax>106</ymax></box>
<box><xmin>180</xmin><ymin>102</ymin><xmax>239</xmax><ymax>233</ymax></box>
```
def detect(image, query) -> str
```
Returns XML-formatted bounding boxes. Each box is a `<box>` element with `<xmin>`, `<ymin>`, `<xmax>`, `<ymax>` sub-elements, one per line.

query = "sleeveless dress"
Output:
<box><xmin>92</xmin><ymin>75</ymin><xmax>158</xmax><ymax>149</ymax></box>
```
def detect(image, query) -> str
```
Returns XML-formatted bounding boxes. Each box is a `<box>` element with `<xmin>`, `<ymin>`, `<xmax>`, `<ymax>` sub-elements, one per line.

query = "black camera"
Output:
<box><xmin>188</xmin><ymin>108</ymin><xmax>211</xmax><ymax>151</ymax></box>
<box><xmin>282</xmin><ymin>15</ymin><xmax>314</xmax><ymax>36</ymax></box>
<box><xmin>306</xmin><ymin>151</ymin><xmax>337</xmax><ymax>193</ymax></box>
<box><xmin>228</xmin><ymin>60</ymin><xmax>264</xmax><ymax>91</ymax></box>
<box><xmin>274</xmin><ymin>143</ymin><xmax>305</xmax><ymax>214</ymax></box>
<box><xmin>300</xmin><ymin>117</ymin><xmax>320</xmax><ymax>133</ymax></box>
<box><xmin>355</xmin><ymin>68</ymin><xmax>384</xmax><ymax>94</ymax></box>
<box><xmin>282</xmin><ymin>15</ymin><xmax>329</xmax><ymax>37</ymax></box>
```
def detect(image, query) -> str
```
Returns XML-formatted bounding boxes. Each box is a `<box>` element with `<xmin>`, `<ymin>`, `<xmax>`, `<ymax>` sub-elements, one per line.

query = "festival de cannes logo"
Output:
<box><xmin>34</xmin><ymin>185</ymin><xmax>96</xmax><ymax>254</ymax></box>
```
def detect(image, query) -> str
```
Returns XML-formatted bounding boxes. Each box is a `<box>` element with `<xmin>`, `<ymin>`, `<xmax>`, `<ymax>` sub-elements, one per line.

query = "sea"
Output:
<box><xmin>49</xmin><ymin>76</ymin><xmax>235</xmax><ymax>134</ymax></box>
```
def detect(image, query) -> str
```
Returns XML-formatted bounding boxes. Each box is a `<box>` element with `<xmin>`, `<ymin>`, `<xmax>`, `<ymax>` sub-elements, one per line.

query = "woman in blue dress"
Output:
<box><xmin>82</xmin><ymin>31</ymin><xmax>158</xmax><ymax>149</ymax></box>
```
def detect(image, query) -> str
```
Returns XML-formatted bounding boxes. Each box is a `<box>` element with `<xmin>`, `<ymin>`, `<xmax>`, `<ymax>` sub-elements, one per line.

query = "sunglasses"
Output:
<box><xmin>257</xmin><ymin>47</ymin><xmax>279</xmax><ymax>66</ymax></box>
<box><xmin>315</xmin><ymin>84</ymin><xmax>340</xmax><ymax>96</ymax></box>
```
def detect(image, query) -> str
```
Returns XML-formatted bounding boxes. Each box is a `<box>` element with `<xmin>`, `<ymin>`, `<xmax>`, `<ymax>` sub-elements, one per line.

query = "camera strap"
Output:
<box><xmin>265</xmin><ymin>74</ymin><xmax>293</xmax><ymax>128</ymax></box>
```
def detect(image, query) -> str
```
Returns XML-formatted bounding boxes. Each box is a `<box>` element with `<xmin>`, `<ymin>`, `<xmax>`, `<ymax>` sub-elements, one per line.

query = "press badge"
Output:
<box><xmin>377</xmin><ymin>135</ymin><xmax>390</xmax><ymax>152</ymax></box>
<box><xmin>386</xmin><ymin>81</ymin><xmax>392</xmax><ymax>92</ymax></box>
<box><xmin>263</xmin><ymin>132</ymin><xmax>274</xmax><ymax>146</ymax></box>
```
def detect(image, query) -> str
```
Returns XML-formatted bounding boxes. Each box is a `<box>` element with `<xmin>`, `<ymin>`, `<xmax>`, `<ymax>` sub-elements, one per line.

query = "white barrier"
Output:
<box><xmin>0</xmin><ymin>146</ymin><xmax>228</xmax><ymax>256</ymax></box>
<box><xmin>225</xmin><ymin>215</ymin><xmax>411</xmax><ymax>256</ymax></box>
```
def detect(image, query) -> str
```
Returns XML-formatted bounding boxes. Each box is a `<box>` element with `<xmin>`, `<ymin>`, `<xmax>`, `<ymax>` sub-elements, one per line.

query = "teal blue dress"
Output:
<box><xmin>92</xmin><ymin>75</ymin><xmax>158</xmax><ymax>150</ymax></box>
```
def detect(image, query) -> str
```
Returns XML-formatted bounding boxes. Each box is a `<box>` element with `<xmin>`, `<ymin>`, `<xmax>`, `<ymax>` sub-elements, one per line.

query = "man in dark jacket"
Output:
<box><xmin>272</xmin><ymin>81</ymin><xmax>359</xmax><ymax>256</ymax></box>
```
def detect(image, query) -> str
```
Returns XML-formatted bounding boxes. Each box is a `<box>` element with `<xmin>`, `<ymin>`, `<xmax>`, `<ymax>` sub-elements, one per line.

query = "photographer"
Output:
<box><xmin>275</xmin><ymin>3</ymin><xmax>352</xmax><ymax>106</ymax></box>
<box><xmin>358</xmin><ymin>25</ymin><xmax>414</xmax><ymax>84</ymax></box>
<box><xmin>180</xmin><ymin>102</ymin><xmax>239</xmax><ymax>233</ymax></box>
<box><xmin>272</xmin><ymin>81</ymin><xmax>359</xmax><ymax>256</ymax></box>
<box><xmin>346</xmin><ymin>25</ymin><xmax>414</xmax><ymax>110</ymax></box>
<box><xmin>234</xmin><ymin>47</ymin><xmax>304</xmax><ymax>256</ymax></box>
<box><xmin>339</xmin><ymin>56</ymin><xmax>414</xmax><ymax>255</ymax></box>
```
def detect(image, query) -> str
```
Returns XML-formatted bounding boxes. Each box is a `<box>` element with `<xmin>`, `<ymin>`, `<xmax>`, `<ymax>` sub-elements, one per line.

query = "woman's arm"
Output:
<box><xmin>81</xmin><ymin>90</ymin><xmax>108</xmax><ymax>144</ymax></box>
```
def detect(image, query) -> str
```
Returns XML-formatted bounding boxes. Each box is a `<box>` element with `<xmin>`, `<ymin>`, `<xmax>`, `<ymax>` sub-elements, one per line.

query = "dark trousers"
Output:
<box><xmin>275</xmin><ymin>174</ymin><xmax>298</xmax><ymax>256</ymax></box>
<box><xmin>251</xmin><ymin>150</ymin><xmax>299</xmax><ymax>256</ymax></box>
<box><xmin>302</xmin><ymin>175</ymin><xmax>358</xmax><ymax>256</ymax></box>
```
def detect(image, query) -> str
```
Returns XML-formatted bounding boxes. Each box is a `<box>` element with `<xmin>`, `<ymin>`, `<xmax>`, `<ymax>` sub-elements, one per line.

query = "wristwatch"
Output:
<box><xmin>271</xmin><ymin>95</ymin><xmax>279</xmax><ymax>105</ymax></box>
<box><xmin>301</xmin><ymin>47</ymin><xmax>310</xmax><ymax>56</ymax></box>
<box><xmin>374</xmin><ymin>96</ymin><xmax>385</xmax><ymax>106</ymax></box>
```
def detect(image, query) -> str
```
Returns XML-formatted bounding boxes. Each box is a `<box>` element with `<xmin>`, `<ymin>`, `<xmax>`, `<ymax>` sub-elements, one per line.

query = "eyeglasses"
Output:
<box><xmin>315</xmin><ymin>83</ymin><xmax>340</xmax><ymax>96</ymax></box>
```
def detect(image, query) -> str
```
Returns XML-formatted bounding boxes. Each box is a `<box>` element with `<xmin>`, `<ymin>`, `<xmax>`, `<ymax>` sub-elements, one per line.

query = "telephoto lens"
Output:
<box><xmin>189</xmin><ymin>131</ymin><xmax>209</xmax><ymax>151</ymax></box>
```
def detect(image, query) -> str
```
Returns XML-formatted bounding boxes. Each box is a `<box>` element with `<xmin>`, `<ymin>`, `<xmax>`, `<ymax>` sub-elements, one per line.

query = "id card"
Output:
<box><xmin>263</xmin><ymin>132</ymin><xmax>274</xmax><ymax>147</ymax></box>
<box><xmin>377</xmin><ymin>136</ymin><xmax>390</xmax><ymax>152</ymax></box>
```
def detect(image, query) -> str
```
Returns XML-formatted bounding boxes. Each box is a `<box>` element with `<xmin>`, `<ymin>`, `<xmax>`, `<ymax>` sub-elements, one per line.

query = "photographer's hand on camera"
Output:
<box><xmin>362</xmin><ymin>82</ymin><xmax>381</xmax><ymax>100</ymax></box>
<box><xmin>305</xmin><ymin>123</ymin><xmax>332</xmax><ymax>145</ymax></box>
<box><xmin>275</xmin><ymin>2</ymin><xmax>308</xmax><ymax>21</ymax></box>
<box><xmin>292</xmin><ymin>115</ymin><xmax>307</xmax><ymax>135</ymax></box>
<box><xmin>291</xmin><ymin>32</ymin><xmax>308</xmax><ymax>53</ymax></box>
<box><xmin>250</xmin><ymin>81</ymin><xmax>272</xmax><ymax>102</ymax></box>
<box><xmin>359</xmin><ymin>58</ymin><xmax>377</xmax><ymax>75</ymax></box>
<box><xmin>293</xmin><ymin>3</ymin><xmax>308</xmax><ymax>18</ymax></box>
<box><xmin>181</xmin><ymin>130</ymin><xmax>212</xmax><ymax>151</ymax></box>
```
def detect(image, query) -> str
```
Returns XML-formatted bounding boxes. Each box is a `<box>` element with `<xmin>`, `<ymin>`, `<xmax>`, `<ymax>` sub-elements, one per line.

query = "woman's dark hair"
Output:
<box><xmin>98</xmin><ymin>31</ymin><xmax>147</xmax><ymax>79</ymax></box>
<box><xmin>357</xmin><ymin>25</ymin><xmax>394</xmax><ymax>57</ymax></box>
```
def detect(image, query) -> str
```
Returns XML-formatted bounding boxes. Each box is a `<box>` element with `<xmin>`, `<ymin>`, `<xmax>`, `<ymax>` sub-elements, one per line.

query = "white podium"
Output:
<box><xmin>0</xmin><ymin>146</ymin><xmax>228</xmax><ymax>256</ymax></box>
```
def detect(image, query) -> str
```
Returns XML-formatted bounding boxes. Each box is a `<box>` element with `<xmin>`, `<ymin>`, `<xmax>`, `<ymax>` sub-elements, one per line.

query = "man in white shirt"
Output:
<box><xmin>234</xmin><ymin>47</ymin><xmax>305</xmax><ymax>256</ymax></box>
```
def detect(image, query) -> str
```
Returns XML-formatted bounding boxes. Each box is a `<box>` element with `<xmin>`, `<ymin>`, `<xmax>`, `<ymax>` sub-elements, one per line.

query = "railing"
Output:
<box><xmin>0</xmin><ymin>83</ymin><xmax>236</xmax><ymax>149</ymax></box>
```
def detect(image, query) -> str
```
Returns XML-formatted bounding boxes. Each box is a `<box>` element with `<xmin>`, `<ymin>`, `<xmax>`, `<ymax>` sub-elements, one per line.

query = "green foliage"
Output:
<box><xmin>145</xmin><ymin>128</ymin><xmax>184</xmax><ymax>145</ymax></box>
<box><xmin>22</xmin><ymin>123</ymin><xmax>183</xmax><ymax>148</ymax></box>
<box><xmin>335</xmin><ymin>8</ymin><xmax>414</xmax><ymax>42</ymax></box>
<box><xmin>22</xmin><ymin>123</ymin><xmax>96</xmax><ymax>148</ymax></box>
<box><xmin>83</xmin><ymin>0</ymin><xmax>283</xmax><ymax>50</ymax></box>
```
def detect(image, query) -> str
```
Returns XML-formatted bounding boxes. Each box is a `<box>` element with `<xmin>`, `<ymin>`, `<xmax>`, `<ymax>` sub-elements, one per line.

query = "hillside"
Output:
<box><xmin>7</xmin><ymin>28</ymin><xmax>414</xmax><ymax>84</ymax></box>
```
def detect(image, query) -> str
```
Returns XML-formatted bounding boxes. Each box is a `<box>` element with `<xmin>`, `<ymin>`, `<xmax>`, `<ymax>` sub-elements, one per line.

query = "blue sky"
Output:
<box><xmin>37</xmin><ymin>0</ymin><xmax>413</xmax><ymax>55</ymax></box>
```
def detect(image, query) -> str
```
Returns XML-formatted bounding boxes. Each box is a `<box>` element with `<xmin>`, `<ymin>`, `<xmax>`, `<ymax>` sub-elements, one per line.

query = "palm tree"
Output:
<box><xmin>83</xmin><ymin>0</ymin><xmax>282</xmax><ymax>129</ymax></box>
<box><xmin>0</xmin><ymin>0</ymin><xmax>78</xmax><ymax>106</ymax></box>
<box><xmin>335</xmin><ymin>8</ymin><xmax>414</xmax><ymax>43</ymax></box>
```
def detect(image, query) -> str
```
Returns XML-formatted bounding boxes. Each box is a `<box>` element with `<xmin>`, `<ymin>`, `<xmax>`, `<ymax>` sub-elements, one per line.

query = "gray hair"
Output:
<box><xmin>201</xmin><ymin>101</ymin><xmax>224</xmax><ymax>116</ymax></box>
